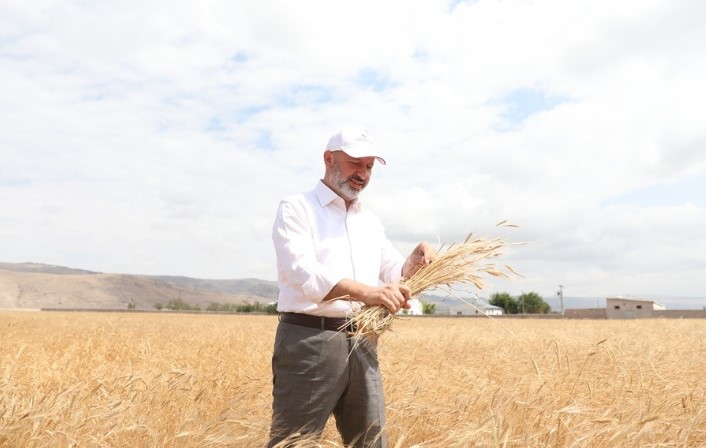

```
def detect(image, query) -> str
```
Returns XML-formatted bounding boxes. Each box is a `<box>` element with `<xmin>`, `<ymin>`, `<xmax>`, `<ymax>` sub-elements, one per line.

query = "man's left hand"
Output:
<box><xmin>402</xmin><ymin>241</ymin><xmax>437</xmax><ymax>279</ymax></box>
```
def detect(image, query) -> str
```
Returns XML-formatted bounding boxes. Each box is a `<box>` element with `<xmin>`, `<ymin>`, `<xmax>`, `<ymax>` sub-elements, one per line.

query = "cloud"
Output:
<box><xmin>1</xmin><ymin>0</ymin><xmax>705</xmax><ymax>308</ymax></box>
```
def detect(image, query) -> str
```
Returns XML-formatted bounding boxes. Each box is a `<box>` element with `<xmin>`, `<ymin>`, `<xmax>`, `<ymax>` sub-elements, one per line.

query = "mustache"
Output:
<box><xmin>348</xmin><ymin>175</ymin><xmax>365</xmax><ymax>183</ymax></box>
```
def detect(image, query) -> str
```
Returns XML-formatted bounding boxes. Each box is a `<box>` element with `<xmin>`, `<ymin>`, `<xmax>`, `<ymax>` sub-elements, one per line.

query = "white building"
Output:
<box><xmin>440</xmin><ymin>295</ymin><xmax>503</xmax><ymax>316</ymax></box>
<box><xmin>606</xmin><ymin>297</ymin><xmax>666</xmax><ymax>319</ymax></box>
<box><xmin>463</xmin><ymin>296</ymin><xmax>503</xmax><ymax>315</ymax></box>
<box><xmin>398</xmin><ymin>295</ymin><xmax>504</xmax><ymax>316</ymax></box>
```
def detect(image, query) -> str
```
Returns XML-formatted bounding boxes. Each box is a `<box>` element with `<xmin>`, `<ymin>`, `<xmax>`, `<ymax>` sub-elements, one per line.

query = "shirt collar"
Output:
<box><xmin>315</xmin><ymin>180</ymin><xmax>361</xmax><ymax>210</ymax></box>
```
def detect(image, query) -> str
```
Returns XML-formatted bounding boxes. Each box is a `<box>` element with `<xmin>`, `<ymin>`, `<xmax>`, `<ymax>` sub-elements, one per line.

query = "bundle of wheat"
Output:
<box><xmin>345</xmin><ymin>221</ymin><xmax>523</xmax><ymax>341</ymax></box>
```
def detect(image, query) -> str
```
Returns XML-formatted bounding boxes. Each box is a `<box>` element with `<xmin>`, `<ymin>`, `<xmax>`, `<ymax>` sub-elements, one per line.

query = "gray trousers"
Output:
<box><xmin>267</xmin><ymin>321</ymin><xmax>387</xmax><ymax>448</ymax></box>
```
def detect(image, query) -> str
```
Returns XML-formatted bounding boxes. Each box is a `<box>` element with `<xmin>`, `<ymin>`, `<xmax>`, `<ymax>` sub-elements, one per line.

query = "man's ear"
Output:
<box><xmin>323</xmin><ymin>150</ymin><xmax>334</xmax><ymax>168</ymax></box>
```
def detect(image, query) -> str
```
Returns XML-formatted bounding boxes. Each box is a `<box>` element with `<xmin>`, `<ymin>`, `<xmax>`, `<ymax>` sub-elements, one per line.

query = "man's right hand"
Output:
<box><xmin>359</xmin><ymin>283</ymin><xmax>412</xmax><ymax>314</ymax></box>
<box><xmin>325</xmin><ymin>279</ymin><xmax>411</xmax><ymax>314</ymax></box>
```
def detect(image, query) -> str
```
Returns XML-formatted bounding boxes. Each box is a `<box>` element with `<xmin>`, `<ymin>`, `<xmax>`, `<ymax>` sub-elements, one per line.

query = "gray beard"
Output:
<box><xmin>331</xmin><ymin>165</ymin><xmax>365</xmax><ymax>201</ymax></box>
<box><xmin>337</xmin><ymin>178</ymin><xmax>361</xmax><ymax>201</ymax></box>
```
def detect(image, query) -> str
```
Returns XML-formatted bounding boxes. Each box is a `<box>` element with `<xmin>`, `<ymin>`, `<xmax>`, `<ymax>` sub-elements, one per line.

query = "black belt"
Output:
<box><xmin>279</xmin><ymin>312</ymin><xmax>356</xmax><ymax>332</ymax></box>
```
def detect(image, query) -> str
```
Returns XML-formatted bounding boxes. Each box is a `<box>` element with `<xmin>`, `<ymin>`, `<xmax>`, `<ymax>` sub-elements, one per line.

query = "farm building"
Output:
<box><xmin>407</xmin><ymin>294</ymin><xmax>503</xmax><ymax>316</ymax></box>
<box><xmin>466</xmin><ymin>297</ymin><xmax>503</xmax><ymax>315</ymax></box>
<box><xmin>606</xmin><ymin>297</ymin><xmax>666</xmax><ymax>319</ymax></box>
<box><xmin>443</xmin><ymin>296</ymin><xmax>503</xmax><ymax>316</ymax></box>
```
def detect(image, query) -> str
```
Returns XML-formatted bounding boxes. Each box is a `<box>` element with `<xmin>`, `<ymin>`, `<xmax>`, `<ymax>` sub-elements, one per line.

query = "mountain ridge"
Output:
<box><xmin>0</xmin><ymin>262</ymin><xmax>278</xmax><ymax>310</ymax></box>
<box><xmin>3</xmin><ymin>261</ymin><xmax>701</xmax><ymax>311</ymax></box>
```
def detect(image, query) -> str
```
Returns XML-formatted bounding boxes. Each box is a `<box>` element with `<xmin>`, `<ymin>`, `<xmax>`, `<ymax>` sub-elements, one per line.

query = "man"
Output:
<box><xmin>268</xmin><ymin>126</ymin><xmax>435</xmax><ymax>447</ymax></box>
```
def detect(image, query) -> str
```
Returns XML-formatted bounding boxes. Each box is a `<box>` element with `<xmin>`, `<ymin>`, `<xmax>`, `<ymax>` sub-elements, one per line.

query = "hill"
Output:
<box><xmin>6</xmin><ymin>262</ymin><xmax>696</xmax><ymax>313</ymax></box>
<box><xmin>0</xmin><ymin>262</ymin><xmax>278</xmax><ymax>310</ymax></box>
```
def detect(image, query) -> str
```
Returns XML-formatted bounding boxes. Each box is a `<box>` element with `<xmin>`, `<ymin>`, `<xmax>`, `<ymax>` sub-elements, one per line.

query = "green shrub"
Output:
<box><xmin>421</xmin><ymin>301</ymin><xmax>436</xmax><ymax>315</ymax></box>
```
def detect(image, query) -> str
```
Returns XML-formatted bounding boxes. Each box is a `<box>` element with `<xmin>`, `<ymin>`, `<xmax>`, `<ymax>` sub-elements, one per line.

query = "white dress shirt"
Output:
<box><xmin>272</xmin><ymin>181</ymin><xmax>405</xmax><ymax>317</ymax></box>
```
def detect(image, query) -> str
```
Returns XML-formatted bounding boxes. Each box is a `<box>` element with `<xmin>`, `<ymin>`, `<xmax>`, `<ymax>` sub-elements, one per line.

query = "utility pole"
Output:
<box><xmin>557</xmin><ymin>285</ymin><xmax>565</xmax><ymax>315</ymax></box>
<box><xmin>521</xmin><ymin>295</ymin><xmax>525</xmax><ymax>315</ymax></box>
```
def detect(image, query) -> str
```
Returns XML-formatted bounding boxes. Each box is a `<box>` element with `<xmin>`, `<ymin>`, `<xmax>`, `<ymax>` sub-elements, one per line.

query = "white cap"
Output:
<box><xmin>324</xmin><ymin>126</ymin><xmax>386</xmax><ymax>165</ymax></box>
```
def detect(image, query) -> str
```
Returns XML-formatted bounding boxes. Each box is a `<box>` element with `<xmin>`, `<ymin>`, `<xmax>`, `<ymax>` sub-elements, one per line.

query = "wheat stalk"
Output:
<box><xmin>345</xmin><ymin>221</ymin><xmax>524</xmax><ymax>340</ymax></box>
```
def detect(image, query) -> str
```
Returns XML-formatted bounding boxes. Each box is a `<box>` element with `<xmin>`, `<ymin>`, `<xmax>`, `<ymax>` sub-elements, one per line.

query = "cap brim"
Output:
<box><xmin>340</xmin><ymin>149</ymin><xmax>386</xmax><ymax>165</ymax></box>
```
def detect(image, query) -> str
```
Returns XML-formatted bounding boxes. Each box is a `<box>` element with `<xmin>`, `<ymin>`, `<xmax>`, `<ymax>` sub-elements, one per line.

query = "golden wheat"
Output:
<box><xmin>2</xmin><ymin>312</ymin><xmax>705</xmax><ymax>447</ymax></box>
<box><xmin>349</xmin><ymin>221</ymin><xmax>523</xmax><ymax>340</ymax></box>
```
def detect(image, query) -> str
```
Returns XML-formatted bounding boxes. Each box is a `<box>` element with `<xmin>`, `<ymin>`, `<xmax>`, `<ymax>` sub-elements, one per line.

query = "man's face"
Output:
<box><xmin>325</xmin><ymin>150</ymin><xmax>375</xmax><ymax>201</ymax></box>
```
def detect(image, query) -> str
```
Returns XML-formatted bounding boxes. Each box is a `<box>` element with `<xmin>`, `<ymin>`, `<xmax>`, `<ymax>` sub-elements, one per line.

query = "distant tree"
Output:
<box><xmin>166</xmin><ymin>298</ymin><xmax>184</xmax><ymax>310</ymax></box>
<box><xmin>127</xmin><ymin>301</ymin><xmax>136</xmax><ymax>310</ymax></box>
<box><xmin>490</xmin><ymin>292</ymin><xmax>518</xmax><ymax>314</ymax></box>
<box><xmin>154</xmin><ymin>303</ymin><xmax>163</xmax><ymax>310</ymax></box>
<box><xmin>236</xmin><ymin>301</ymin><xmax>262</xmax><ymax>312</ymax></box>
<box><xmin>421</xmin><ymin>301</ymin><xmax>436</xmax><ymax>315</ymax></box>
<box><xmin>517</xmin><ymin>292</ymin><xmax>551</xmax><ymax>314</ymax></box>
<box><xmin>265</xmin><ymin>303</ymin><xmax>278</xmax><ymax>314</ymax></box>
<box><xmin>166</xmin><ymin>298</ymin><xmax>199</xmax><ymax>311</ymax></box>
<box><xmin>223</xmin><ymin>303</ymin><xmax>238</xmax><ymax>313</ymax></box>
<box><xmin>204</xmin><ymin>301</ymin><xmax>278</xmax><ymax>314</ymax></box>
<box><xmin>206</xmin><ymin>302</ymin><xmax>221</xmax><ymax>312</ymax></box>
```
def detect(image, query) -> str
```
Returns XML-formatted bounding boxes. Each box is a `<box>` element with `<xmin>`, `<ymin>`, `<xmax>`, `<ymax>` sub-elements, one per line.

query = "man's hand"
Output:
<box><xmin>402</xmin><ymin>241</ymin><xmax>437</xmax><ymax>279</ymax></box>
<box><xmin>359</xmin><ymin>283</ymin><xmax>412</xmax><ymax>314</ymax></box>
<box><xmin>324</xmin><ymin>279</ymin><xmax>412</xmax><ymax>313</ymax></box>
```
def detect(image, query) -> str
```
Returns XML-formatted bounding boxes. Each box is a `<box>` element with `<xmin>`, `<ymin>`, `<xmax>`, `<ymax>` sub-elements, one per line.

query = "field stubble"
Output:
<box><xmin>1</xmin><ymin>312</ymin><xmax>705</xmax><ymax>447</ymax></box>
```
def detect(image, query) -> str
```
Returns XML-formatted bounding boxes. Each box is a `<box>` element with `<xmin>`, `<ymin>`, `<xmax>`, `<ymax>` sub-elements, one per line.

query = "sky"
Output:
<box><xmin>2</xmin><ymin>0</ymin><xmax>705</xmax><ymax>309</ymax></box>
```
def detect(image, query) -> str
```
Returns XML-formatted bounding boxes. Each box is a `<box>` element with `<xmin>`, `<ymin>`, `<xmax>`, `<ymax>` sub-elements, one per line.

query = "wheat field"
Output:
<box><xmin>1</xmin><ymin>312</ymin><xmax>705</xmax><ymax>447</ymax></box>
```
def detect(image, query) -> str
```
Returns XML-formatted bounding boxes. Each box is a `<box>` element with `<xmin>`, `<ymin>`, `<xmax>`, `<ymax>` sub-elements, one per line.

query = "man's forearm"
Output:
<box><xmin>323</xmin><ymin>278</ymin><xmax>370</xmax><ymax>302</ymax></box>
